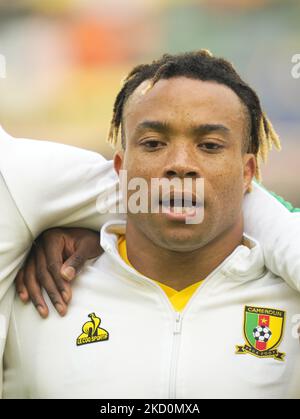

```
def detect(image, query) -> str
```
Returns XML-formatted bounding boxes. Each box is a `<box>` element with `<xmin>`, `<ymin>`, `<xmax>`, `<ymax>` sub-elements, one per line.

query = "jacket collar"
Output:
<box><xmin>100</xmin><ymin>220</ymin><xmax>266</xmax><ymax>285</ymax></box>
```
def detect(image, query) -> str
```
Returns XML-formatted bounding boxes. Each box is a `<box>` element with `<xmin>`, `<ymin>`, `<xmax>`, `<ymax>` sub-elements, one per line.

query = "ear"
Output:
<box><xmin>113</xmin><ymin>151</ymin><xmax>124</xmax><ymax>176</ymax></box>
<box><xmin>243</xmin><ymin>154</ymin><xmax>256</xmax><ymax>194</ymax></box>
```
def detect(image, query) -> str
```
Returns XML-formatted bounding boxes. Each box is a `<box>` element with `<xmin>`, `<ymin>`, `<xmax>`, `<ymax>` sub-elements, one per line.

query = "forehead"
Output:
<box><xmin>123</xmin><ymin>77</ymin><xmax>247</xmax><ymax>132</ymax></box>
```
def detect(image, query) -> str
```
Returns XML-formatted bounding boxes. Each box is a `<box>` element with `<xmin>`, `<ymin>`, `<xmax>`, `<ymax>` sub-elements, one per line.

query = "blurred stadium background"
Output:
<box><xmin>0</xmin><ymin>0</ymin><xmax>299</xmax><ymax>205</ymax></box>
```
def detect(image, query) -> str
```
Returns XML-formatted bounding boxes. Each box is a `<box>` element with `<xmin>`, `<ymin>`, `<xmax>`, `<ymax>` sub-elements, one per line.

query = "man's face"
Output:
<box><xmin>114</xmin><ymin>77</ymin><xmax>256</xmax><ymax>252</ymax></box>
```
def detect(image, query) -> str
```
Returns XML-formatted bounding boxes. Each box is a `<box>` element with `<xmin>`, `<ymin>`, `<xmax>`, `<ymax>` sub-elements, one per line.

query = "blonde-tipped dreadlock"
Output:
<box><xmin>254</xmin><ymin>112</ymin><xmax>281</xmax><ymax>181</ymax></box>
<box><xmin>107</xmin><ymin>50</ymin><xmax>281</xmax><ymax>181</ymax></box>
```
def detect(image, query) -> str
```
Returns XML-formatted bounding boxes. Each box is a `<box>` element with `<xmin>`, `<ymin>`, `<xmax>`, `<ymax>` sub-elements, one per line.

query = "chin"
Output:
<box><xmin>156</xmin><ymin>228</ymin><xmax>206</xmax><ymax>252</ymax></box>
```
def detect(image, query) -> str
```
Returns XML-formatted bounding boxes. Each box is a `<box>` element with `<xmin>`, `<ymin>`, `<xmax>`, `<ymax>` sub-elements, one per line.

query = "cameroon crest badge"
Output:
<box><xmin>236</xmin><ymin>306</ymin><xmax>286</xmax><ymax>361</ymax></box>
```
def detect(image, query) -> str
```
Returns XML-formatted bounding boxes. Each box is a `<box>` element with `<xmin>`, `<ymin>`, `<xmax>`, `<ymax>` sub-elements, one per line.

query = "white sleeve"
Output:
<box><xmin>243</xmin><ymin>182</ymin><xmax>300</xmax><ymax>292</ymax></box>
<box><xmin>0</xmin><ymin>127</ymin><xmax>121</xmax><ymax>397</ymax></box>
<box><xmin>0</xmin><ymin>128</ymin><xmax>120</xmax><ymax>238</ymax></box>
<box><xmin>0</xmin><ymin>168</ymin><xmax>32</xmax><ymax>398</ymax></box>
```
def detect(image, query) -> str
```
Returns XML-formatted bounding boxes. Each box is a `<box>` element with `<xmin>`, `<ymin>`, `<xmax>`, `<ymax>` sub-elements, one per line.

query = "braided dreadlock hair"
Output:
<box><xmin>108</xmin><ymin>50</ymin><xmax>281</xmax><ymax>181</ymax></box>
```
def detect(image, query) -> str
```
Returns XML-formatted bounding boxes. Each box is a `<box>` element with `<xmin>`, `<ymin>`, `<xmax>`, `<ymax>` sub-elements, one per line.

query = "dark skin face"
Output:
<box><xmin>114</xmin><ymin>77</ymin><xmax>256</xmax><ymax>289</ymax></box>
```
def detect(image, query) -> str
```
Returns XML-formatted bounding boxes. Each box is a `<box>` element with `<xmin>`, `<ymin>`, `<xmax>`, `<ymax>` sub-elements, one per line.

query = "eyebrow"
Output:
<box><xmin>190</xmin><ymin>123</ymin><xmax>230</xmax><ymax>137</ymax></box>
<box><xmin>135</xmin><ymin>120</ymin><xmax>230</xmax><ymax>137</ymax></box>
<box><xmin>135</xmin><ymin>120</ymin><xmax>171</xmax><ymax>134</ymax></box>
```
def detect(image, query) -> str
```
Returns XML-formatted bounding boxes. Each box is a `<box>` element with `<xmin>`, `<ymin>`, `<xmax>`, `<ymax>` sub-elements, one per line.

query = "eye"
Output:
<box><xmin>198</xmin><ymin>142</ymin><xmax>224</xmax><ymax>152</ymax></box>
<box><xmin>140</xmin><ymin>140</ymin><xmax>166</xmax><ymax>150</ymax></box>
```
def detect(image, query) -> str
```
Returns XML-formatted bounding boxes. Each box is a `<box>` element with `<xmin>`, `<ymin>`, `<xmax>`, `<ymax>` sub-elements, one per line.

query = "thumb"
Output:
<box><xmin>61</xmin><ymin>252</ymin><xmax>85</xmax><ymax>282</ymax></box>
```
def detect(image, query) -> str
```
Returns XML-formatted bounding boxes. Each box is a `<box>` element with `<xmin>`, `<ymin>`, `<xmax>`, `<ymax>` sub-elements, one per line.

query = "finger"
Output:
<box><xmin>15</xmin><ymin>269</ymin><xmax>29</xmax><ymax>303</ymax></box>
<box><xmin>61</xmin><ymin>229</ymin><xmax>102</xmax><ymax>281</ymax></box>
<box><xmin>61</xmin><ymin>241</ymin><xmax>91</xmax><ymax>281</ymax></box>
<box><xmin>41</xmin><ymin>234</ymin><xmax>72</xmax><ymax>303</ymax></box>
<box><xmin>35</xmin><ymin>245</ymin><xmax>69</xmax><ymax>316</ymax></box>
<box><xmin>37</xmin><ymin>242</ymin><xmax>72</xmax><ymax>304</ymax></box>
<box><xmin>23</xmin><ymin>256</ymin><xmax>49</xmax><ymax>318</ymax></box>
<box><xmin>40</xmin><ymin>274</ymin><xmax>68</xmax><ymax>317</ymax></box>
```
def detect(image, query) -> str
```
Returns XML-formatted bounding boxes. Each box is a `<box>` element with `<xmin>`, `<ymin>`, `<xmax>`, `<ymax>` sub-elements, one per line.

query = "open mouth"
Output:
<box><xmin>159</xmin><ymin>192</ymin><xmax>203</xmax><ymax>214</ymax></box>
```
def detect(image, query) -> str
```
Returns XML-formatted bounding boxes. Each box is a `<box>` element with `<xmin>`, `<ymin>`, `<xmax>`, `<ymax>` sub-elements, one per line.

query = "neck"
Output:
<box><xmin>125</xmin><ymin>218</ymin><xmax>244</xmax><ymax>291</ymax></box>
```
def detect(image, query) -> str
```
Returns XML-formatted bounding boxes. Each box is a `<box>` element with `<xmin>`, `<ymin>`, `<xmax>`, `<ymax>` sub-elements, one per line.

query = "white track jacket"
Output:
<box><xmin>3</xmin><ymin>221</ymin><xmax>300</xmax><ymax>399</ymax></box>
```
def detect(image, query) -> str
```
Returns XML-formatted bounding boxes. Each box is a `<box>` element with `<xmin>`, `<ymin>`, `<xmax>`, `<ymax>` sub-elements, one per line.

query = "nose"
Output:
<box><xmin>163</xmin><ymin>143</ymin><xmax>201</xmax><ymax>179</ymax></box>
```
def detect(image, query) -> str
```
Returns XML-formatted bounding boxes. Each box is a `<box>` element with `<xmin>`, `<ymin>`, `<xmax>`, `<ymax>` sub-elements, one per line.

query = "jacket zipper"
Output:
<box><xmin>169</xmin><ymin>312</ymin><xmax>182</xmax><ymax>399</ymax></box>
<box><xmin>105</xmin><ymin>227</ymin><xmax>253</xmax><ymax>399</ymax></box>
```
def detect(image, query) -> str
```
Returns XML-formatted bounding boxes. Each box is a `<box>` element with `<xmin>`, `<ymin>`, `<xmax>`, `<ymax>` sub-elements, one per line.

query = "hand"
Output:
<box><xmin>15</xmin><ymin>228</ymin><xmax>102</xmax><ymax>318</ymax></box>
